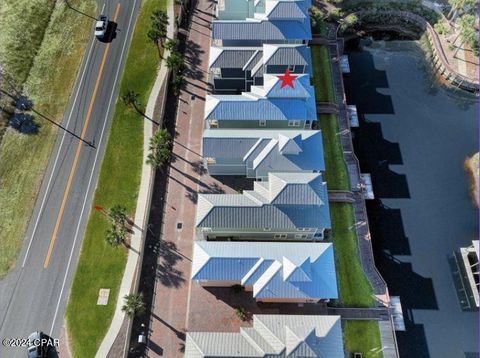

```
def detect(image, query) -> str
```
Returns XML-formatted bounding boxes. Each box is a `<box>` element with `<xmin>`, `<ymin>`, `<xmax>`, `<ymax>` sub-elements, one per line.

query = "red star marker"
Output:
<box><xmin>277</xmin><ymin>68</ymin><xmax>298</xmax><ymax>89</ymax></box>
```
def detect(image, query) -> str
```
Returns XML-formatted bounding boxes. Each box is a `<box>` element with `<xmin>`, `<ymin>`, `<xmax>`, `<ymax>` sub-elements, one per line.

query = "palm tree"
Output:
<box><xmin>453</xmin><ymin>13</ymin><xmax>478</xmax><ymax>57</ymax></box>
<box><xmin>448</xmin><ymin>0</ymin><xmax>477</xmax><ymax>20</ymax></box>
<box><xmin>106</xmin><ymin>224</ymin><xmax>126</xmax><ymax>247</ymax></box>
<box><xmin>147</xmin><ymin>129</ymin><xmax>172</xmax><ymax>168</ymax></box>
<box><xmin>164</xmin><ymin>38</ymin><xmax>179</xmax><ymax>52</ymax></box>
<box><xmin>122</xmin><ymin>293</ymin><xmax>146</xmax><ymax>318</ymax></box>
<box><xmin>122</xmin><ymin>90</ymin><xmax>139</xmax><ymax>108</ymax></box>
<box><xmin>166</xmin><ymin>51</ymin><xmax>185</xmax><ymax>74</ymax></box>
<box><xmin>149</xmin><ymin>10</ymin><xmax>169</xmax><ymax>46</ymax></box>
<box><xmin>108</xmin><ymin>205</ymin><xmax>127</xmax><ymax>228</ymax></box>
<box><xmin>448</xmin><ymin>0</ymin><xmax>465</xmax><ymax>20</ymax></box>
<box><xmin>172</xmin><ymin>74</ymin><xmax>184</xmax><ymax>94</ymax></box>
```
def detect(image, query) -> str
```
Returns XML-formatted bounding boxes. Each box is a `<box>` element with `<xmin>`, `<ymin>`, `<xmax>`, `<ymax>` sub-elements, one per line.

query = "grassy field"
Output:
<box><xmin>0</xmin><ymin>0</ymin><xmax>96</xmax><ymax>277</ymax></box>
<box><xmin>0</xmin><ymin>0</ymin><xmax>56</xmax><ymax>85</ymax></box>
<box><xmin>65</xmin><ymin>0</ymin><xmax>167</xmax><ymax>356</ymax></box>
<box><xmin>311</xmin><ymin>45</ymin><xmax>381</xmax><ymax>353</ymax></box>
<box><xmin>0</xmin><ymin>0</ymin><xmax>55</xmax><ymax>139</ymax></box>
<box><xmin>344</xmin><ymin>321</ymin><xmax>383</xmax><ymax>357</ymax></box>
<box><xmin>311</xmin><ymin>45</ymin><xmax>335</xmax><ymax>102</ymax></box>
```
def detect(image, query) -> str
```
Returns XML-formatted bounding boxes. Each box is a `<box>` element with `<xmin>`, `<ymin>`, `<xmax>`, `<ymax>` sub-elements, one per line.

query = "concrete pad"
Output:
<box><xmin>97</xmin><ymin>289</ymin><xmax>110</xmax><ymax>305</ymax></box>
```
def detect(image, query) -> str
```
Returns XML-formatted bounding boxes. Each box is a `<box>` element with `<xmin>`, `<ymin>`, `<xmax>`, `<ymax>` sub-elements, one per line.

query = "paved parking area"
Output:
<box><xmin>188</xmin><ymin>283</ymin><xmax>329</xmax><ymax>332</ymax></box>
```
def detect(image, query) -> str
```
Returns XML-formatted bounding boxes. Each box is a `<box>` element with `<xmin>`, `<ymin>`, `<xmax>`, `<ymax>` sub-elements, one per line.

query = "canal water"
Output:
<box><xmin>344</xmin><ymin>40</ymin><xmax>479</xmax><ymax>358</ymax></box>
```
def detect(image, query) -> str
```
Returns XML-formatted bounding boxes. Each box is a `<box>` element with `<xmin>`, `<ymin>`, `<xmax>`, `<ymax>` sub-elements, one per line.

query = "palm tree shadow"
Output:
<box><xmin>156</xmin><ymin>241</ymin><xmax>186</xmax><ymax>288</ymax></box>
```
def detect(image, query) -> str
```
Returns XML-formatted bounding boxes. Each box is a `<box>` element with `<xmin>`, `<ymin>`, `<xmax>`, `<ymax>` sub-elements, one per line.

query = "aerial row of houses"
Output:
<box><xmin>185</xmin><ymin>1</ymin><xmax>346</xmax><ymax>356</ymax></box>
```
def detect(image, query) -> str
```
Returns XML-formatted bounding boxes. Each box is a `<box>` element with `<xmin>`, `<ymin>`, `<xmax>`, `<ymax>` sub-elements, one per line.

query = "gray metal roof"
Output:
<box><xmin>266</xmin><ymin>1</ymin><xmax>307</xmax><ymax>20</ymax></box>
<box><xmin>185</xmin><ymin>314</ymin><xmax>344</xmax><ymax>357</ymax></box>
<box><xmin>209</xmin><ymin>47</ymin><xmax>260</xmax><ymax>68</ymax></box>
<box><xmin>192</xmin><ymin>242</ymin><xmax>338</xmax><ymax>300</ymax></box>
<box><xmin>212</xmin><ymin>19</ymin><xmax>312</xmax><ymax>41</ymax></box>
<box><xmin>196</xmin><ymin>172</ymin><xmax>331</xmax><ymax>231</ymax></box>
<box><xmin>263</xmin><ymin>44</ymin><xmax>311</xmax><ymax>68</ymax></box>
<box><xmin>209</xmin><ymin>45</ymin><xmax>311</xmax><ymax>76</ymax></box>
<box><xmin>202</xmin><ymin>130</ymin><xmax>326</xmax><ymax>178</ymax></box>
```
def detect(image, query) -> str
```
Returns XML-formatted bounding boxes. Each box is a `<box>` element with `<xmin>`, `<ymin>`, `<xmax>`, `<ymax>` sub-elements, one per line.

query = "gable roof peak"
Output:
<box><xmin>278</xmin><ymin>133</ymin><xmax>303</xmax><ymax>155</ymax></box>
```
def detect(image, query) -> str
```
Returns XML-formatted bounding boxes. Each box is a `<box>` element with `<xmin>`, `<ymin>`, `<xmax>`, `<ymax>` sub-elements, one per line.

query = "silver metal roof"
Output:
<box><xmin>212</xmin><ymin>20</ymin><xmax>312</xmax><ymax>41</ymax></box>
<box><xmin>185</xmin><ymin>314</ymin><xmax>344</xmax><ymax>357</ymax></box>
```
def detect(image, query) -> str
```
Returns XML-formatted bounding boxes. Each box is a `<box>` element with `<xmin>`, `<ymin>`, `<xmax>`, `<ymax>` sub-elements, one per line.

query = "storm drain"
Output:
<box><xmin>177</xmin><ymin>222</ymin><xmax>183</xmax><ymax>230</ymax></box>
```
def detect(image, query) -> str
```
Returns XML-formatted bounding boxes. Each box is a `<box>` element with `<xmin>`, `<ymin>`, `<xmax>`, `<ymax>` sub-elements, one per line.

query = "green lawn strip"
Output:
<box><xmin>318</xmin><ymin>114</ymin><xmax>349</xmax><ymax>190</ymax></box>
<box><xmin>311</xmin><ymin>45</ymin><xmax>335</xmax><ymax>102</ymax></box>
<box><xmin>311</xmin><ymin>41</ymin><xmax>381</xmax><ymax>353</ymax></box>
<box><xmin>0</xmin><ymin>0</ymin><xmax>96</xmax><ymax>277</ymax></box>
<box><xmin>344</xmin><ymin>321</ymin><xmax>383</xmax><ymax>357</ymax></box>
<box><xmin>330</xmin><ymin>202</ymin><xmax>374</xmax><ymax>307</ymax></box>
<box><xmin>65</xmin><ymin>0</ymin><xmax>166</xmax><ymax>356</ymax></box>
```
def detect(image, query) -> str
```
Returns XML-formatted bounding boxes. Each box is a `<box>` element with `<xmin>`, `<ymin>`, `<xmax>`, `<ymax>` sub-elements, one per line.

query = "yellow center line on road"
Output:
<box><xmin>43</xmin><ymin>3</ymin><xmax>121</xmax><ymax>269</ymax></box>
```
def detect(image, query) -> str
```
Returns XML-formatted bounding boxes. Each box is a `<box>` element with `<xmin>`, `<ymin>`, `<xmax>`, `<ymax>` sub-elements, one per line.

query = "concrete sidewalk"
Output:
<box><xmin>95</xmin><ymin>0</ymin><xmax>175</xmax><ymax>357</ymax></box>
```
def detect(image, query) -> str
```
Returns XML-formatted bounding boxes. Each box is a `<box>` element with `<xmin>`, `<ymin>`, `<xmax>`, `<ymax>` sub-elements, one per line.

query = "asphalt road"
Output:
<box><xmin>0</xmin><ymin>0</ymin><xmax>141</xmax><ymax>356</ymax></box>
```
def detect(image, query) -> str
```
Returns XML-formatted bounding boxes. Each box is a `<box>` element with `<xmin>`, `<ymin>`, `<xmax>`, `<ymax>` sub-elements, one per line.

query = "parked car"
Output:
<box><xmin>95</xmin><ymin>15</ymin><xmax>108</xmax><ymax>39</ymax></box>
<box><xmin>27</xmin><ymin>332</ymin><xmax>50</xmax><ymax>358</ymax></box>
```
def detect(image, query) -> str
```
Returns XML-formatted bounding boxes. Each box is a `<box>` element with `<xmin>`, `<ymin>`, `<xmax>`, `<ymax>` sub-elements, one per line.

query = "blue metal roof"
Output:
<box><xmin>192</xmin><ymin>242</ymin><xmax>338</xmax><ymax>300</ymax></box>
<box><xmin>206</xmin><ymin>97</ymin><xmax>315</xmax><ymax>121</ymax></box>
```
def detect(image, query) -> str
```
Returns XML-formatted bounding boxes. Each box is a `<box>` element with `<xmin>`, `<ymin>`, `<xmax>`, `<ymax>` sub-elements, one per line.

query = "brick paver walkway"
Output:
<box><xmin>145</xmin><ymin>0</ymin><xmax>229</xmax><ymax>356</ymax></box>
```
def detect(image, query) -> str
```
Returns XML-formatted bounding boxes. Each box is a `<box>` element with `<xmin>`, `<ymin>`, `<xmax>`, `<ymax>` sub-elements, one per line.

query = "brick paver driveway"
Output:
<box><xmin>145</xmin><ymin>1</ymin><xmax>236</xmax><ymax>357</ymax></box>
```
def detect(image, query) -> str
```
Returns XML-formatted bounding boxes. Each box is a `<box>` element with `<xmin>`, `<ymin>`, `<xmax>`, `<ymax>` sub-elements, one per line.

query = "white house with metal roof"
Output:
<box><xmin>202</xmin><ymin>129</ymin><xmax>325</xmax><ymax>179</ymax></box>
<box><xmin>184</xmin><ymin>314</ymin><xmax>344</xmax><ymax>357</ymax></box>
<box><xmin>191</xmin><ymin>241</ymin><xmax>338</xmax><ymax>302</ymax></box>
<box><xmin>209</xmin><ymin>44</ymin><xmax>312</xmax><ymax>93</ymax></box>
<box><xmin>205</xmin><ymin>74</ymin><xmax>316</xmax><ymax>129</ymax></box>
<box><xmin>195</xmin><ymin>172</ymin><xmax>330</xmax><ymax>240</ymax></box>
<box><xmin>213</xmin><ymin>0</ymin><xmax>312</xmax><ymax>47</ymax></box>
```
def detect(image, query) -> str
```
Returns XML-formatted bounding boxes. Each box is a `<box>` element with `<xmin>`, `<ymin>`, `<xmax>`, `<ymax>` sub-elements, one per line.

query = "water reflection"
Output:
<box><xmin>345</xmin><ymin>39</ymin><xmax>479</xmax><ymax>358</ymax></box>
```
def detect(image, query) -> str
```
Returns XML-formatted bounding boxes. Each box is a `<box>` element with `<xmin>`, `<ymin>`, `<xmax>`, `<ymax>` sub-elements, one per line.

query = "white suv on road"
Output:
<box><xmin>95</xmin><ymin>15</ymin><xmax>108</xmax><ymax>39</ymax></box>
